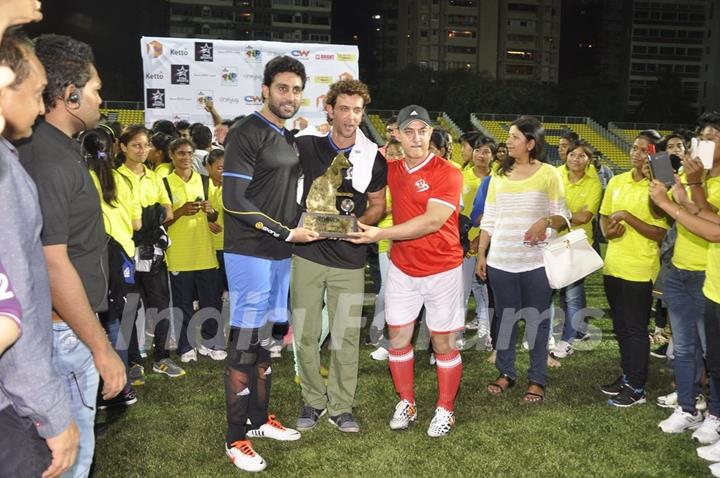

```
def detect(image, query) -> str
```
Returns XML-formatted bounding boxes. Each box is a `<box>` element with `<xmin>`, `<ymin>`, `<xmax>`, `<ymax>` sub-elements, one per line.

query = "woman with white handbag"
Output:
<box><xmin>550</xmin><ymin>140</ymin><xmax>602</xmax><ymax>360</ymax></box>
<box><xmin>476</xmin><ymin>116</ymin><xmax>570</xmax><ymax>405</ymax></box>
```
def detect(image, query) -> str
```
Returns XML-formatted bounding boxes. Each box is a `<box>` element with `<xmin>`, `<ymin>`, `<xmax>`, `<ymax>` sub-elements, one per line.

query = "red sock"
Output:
<box><xmin>435</xmin><ymin>349</ymin><xmax>463</xmax><ymax>411</ymax></box>
<box><xmin>388</xmin><ymin>344</ymin><xmax>415</xmax><ymax>403</ymax></box>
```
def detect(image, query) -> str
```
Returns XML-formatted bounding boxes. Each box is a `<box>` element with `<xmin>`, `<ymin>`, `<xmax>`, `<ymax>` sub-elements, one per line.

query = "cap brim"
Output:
<box><xmin>398</xmin><ymin>118</ymin><xmax>433</xmax><ymax>129</ymax></box>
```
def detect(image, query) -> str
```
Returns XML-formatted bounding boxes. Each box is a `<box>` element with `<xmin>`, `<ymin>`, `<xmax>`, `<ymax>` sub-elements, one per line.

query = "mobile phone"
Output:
<box><xmin>649</xmin><ymin>151</ymin><xmax>675</xmax><ymax>187</ymax></box>
<box><xmin>698</xmin><ymin>140</ymin><xmax>715</xmax><ymax>169</ymax></box>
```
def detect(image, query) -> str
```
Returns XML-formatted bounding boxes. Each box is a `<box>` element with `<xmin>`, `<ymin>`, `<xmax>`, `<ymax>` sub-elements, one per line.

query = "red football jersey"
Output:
<box><xmin>388</xmin><ymin>153</ymin><xmax>464</xmax><ymax>277</ymax></box>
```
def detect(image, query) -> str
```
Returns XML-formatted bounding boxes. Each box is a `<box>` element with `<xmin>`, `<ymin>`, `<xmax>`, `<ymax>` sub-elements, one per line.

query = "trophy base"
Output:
<box><xmin>300</xmin><ymin>212</ymin><xmax>358</xmax><ymax>238</ymax></box>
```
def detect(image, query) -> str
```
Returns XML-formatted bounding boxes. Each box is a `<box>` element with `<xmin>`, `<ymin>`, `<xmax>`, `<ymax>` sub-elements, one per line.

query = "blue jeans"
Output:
<box><xmin>663</xmin><ymin>264</ymin><xmax>706</xmax><ymax>412</ymax></box>
<box><xmin>52</xmin><ymin>322</ymin><xmax>99</xmax><ymax>478</ymax></box>
<box><xmin>559</xmin><ymin>278</ymin><xmax>587</xmax><ymax>342</ymax></box>
<box><xmin>488</xmin><ymin>266</ymin><xmax>553</xmax><ymax>387</ymax></box>
<box><xmin>462</xmin><ymin>255</ymin><xmax>490</xmax><ymax>325</ymax></box>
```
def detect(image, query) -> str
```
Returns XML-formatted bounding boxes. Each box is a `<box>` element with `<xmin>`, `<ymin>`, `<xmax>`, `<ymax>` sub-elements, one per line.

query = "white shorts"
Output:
<box><xmin>384</xmin><ymin>262</ymin><xmax>464</xmax><ymax>333</ymax></box>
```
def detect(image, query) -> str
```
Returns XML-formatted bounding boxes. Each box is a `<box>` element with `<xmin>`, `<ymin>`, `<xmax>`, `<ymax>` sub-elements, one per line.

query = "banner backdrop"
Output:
<box><xmin>141</xmin><ymin>36</ymin><xmax>359</xmax><ymax>130</ymax></box>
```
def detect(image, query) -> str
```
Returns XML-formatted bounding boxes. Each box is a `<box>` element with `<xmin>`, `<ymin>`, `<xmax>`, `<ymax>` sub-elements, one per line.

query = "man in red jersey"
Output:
<box><xmin>348</xmin><ymin>104</ymin><xmax>464</xmax><ymax>437</ymax></box>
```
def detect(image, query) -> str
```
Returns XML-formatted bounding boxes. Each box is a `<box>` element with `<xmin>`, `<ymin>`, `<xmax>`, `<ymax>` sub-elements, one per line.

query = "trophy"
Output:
<box><xmin>299</xmin><ymin>152</ymin><xmax>358</xmax><ymax>238</ymax></box>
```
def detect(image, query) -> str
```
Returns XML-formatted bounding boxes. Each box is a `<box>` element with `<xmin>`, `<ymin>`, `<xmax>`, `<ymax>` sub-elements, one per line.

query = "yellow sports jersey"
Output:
<box><xmin>704</xmin><ymin>243</ymin><xmax>720</xmax><ymax>303</ymax></box>
<box><xmin>557</xmin><ymin>162</ymin><xmax>599</xmax><ymax>179</ymax></box>
<box><xmin>461</xmin><ymin>165</ymin><xmax>485</xmax><ymax>242</ymax></box>
<box><xmin>154</xmin><ymin>162</ymin><xmax>173</xmax><ymax>178</ymax></box>
<box><xmin>165</xmin><ymin>171</ymin><xmax>218</xmax><ymax>272</ymax></box>
<box><xmin>209</xmin><ymin>181</ymin><xmax>224</xmax><ymax>251</ymax></box>
<box><xmin>559</xmin><ymin>167</ymin><xmax>602</xmax><ymax>244</ymax></box>
<box><xmin>378</xmin><ymin>188</ymin><xmax>393</xmax><ymax>254</ymax></box>
<box><xmin>116</xmin><ymin>163</ymin><xmax>171</xmax><ymax>208</ymax></box>
<box><xmin>600</xmin><ymin>171</ymin><xmax>668</xmax><ymax>282</ymax></box>
<box><xmin>673</xmin><ymin>176</ymin><xmax>720</xmax><ymax>271</ymax></box>
<box><xmin>90</xmin><ymin>170</ymin><xmax>141</xmax><ymax>257</ymax></box>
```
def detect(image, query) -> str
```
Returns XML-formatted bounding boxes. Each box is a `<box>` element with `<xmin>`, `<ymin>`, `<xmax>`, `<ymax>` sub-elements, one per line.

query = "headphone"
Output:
<box><xmin>66</xmin><ymin>88</ymin><xmax>82</xmax><ymax>107</ymax></box>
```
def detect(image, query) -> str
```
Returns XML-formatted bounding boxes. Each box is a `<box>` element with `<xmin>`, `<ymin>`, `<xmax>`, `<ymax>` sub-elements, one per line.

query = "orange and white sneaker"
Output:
<box><xmin>225</xmin><ymin>440</ymin><xmax>266</xmax><ymax>472</ymax></box>
<box><xmin>389</xmin><ymin>399</ymin><xmax>417</xmax><ymax>430</ymax></box>
<box><xmin>246</xmin><ymin>415</ymin><xmax>301</xmax><ymax>441</ymax></box>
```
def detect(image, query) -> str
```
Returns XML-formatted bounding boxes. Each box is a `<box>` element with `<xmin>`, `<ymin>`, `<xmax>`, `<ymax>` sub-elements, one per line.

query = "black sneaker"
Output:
<box><xmin>329</xmin><ymin>412</ymin><xmax>360</xmax><ymax>433</ymax></box>
<box><xmin>295</xmin><ymin>405</ymin><xmax>326</xmax><ymax>431</ymax></box>
<box><xmin>600</xmin><ymin>375</ymin><xmax>626</xmax><ymax>396</ymax></box>
<box><xmin>608</xmin><ymin>383</ymin><xmax>647</xmax><ymax>407</ymax></box>
<box><xmin>650</xmin><ymin>343</ymin><xmax>668</xmax><ymax>359</ymax></box>
<box><xmin>98</xmin><ymin>385</ymin><xmax>138</xmax><ymax>410</ymax></box>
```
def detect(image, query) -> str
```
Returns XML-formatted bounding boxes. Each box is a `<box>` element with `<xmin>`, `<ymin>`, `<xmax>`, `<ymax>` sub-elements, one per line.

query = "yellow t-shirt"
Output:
<box><xmin>209</xmin><ymin>181</ymin><xmax>224</xmax><ymax>252</ymax></box>
<box><xmin>116</xmin><ymin>163</ymin><xmax>171</xmax><ymax>208</ymax></box>
<box><xmin>461</xmin><ymin>165</ymin><xmax>485</xmax><ymax>242</ymax></box>
<box><xmin>154</xmin><ymin>162</ymin><xmax>173</xmax><ymax>178</ymax></box>
<box><xmin>704</xmin><ymin>243</ymin><xmax>720</xmax><ymax>303</ymax></box>
<box><xmin>557</xmin><ymin>162</ymin><xmax>599</xmax><ymax>180</ymax></box>
<box><xmin>90</xmin><ymin>170</ymin><xmax>141</xmax><ymax>258</ymax></box>
<box><xmin>165</xmin><ymin>171</ymin><xmax>218</xmax><ymax>272</ymax></box>
<box><xmin>560</xmin><ymin>167</ymin><xmax>602</xmax><ymax>244</ymax></box>
<box><xmin>673</xmin><ymin>176</ymin><xmax>720</xmax><ymax>271</ymax></box>
<box><xmin>378</xmin><ymin>189</ymin><xmax>393</xmax><ymax>254</ymax></box>
<box><xmin>600</xmin><ymin>171</ymin><xmax>668</xmax><ymax>282</ymax></box>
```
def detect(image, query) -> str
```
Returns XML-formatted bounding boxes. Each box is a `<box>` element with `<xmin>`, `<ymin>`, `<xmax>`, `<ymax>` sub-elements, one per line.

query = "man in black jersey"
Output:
<box><xmin>292</xmin><ymin>79</ymin><xmax>386</xmax><ymax>433</ymax></box>
<box><xmin>222</xmin><ymin>55</ymin><xmax>318</xmax><ymax>472</ymax></box>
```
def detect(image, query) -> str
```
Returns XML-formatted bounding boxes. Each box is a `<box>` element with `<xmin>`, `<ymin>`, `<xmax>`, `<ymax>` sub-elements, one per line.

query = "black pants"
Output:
<box><xmin>604</xmin><ymin>275</ymin><xmax>653</xmax><ymax>388</ymax></box>
<box><xmin>171</xmin><ymin>268</ymin><xmax>223</xmax><ymax>354</ymax></box>
<box><xmin>129</xmin><ymin>263</ymin><xmax>172</xmax><ymax>363</ymax></box>
<box><xmin>0</xmin><ymin>405</ymin><xmax>51</xmax><ymax>477</ymax></box>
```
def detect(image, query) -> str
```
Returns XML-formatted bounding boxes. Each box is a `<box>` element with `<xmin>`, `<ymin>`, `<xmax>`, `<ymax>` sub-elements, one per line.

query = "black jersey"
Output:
<box><xmin>293</xmin><ymin>134</ymin><xmax>387</xmax><ymax>269</ymax></box>
<box><xmin>222</xmin><ymin>112</ymin><xmax>301</xmax><ymax>260</ymax></box>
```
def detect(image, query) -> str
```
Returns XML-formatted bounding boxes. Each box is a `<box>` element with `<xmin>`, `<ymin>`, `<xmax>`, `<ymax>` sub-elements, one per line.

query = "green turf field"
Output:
<box><xmin>93</xmin><ymin>270</ymin><xmax>710</xmax><ymax>477</ymax></box>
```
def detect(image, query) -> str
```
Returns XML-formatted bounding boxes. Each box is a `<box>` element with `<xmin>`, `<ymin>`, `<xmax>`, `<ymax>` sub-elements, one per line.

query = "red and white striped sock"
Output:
<box><xmin>388</xmin><ymin>344</ymin><xmax>415</xmax><ymax>403</ymax></box>
<box><xmin>435</xmin><ymin>349</ymin><xmax>462</xmax><ymax>411</ymax></box>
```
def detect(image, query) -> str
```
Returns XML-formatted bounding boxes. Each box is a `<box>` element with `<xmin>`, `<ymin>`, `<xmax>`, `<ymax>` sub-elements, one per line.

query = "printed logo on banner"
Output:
<box><xmin>146</xmin><ymin>40</ymin><xmax>163</xmax><ymax>59</ymax></box>
<box><xmin>315</xmin><ymin>95</ymin><xmax>326</xmax><ymax>109</ymax></box>
<box><xmin>314</xmin><ymin>76</ymin><xmax>333</xmax><ymax>84</ymax></box>
<box><xmin>145</xmin><ymin>69</ymin><xmax>164</xmax><ymax>80</ymax></box>
<box><xmin>221</xmin><ymin>67</ymin><xmax>238</xmax><ymax>85</ymax></box>
<box><xmin>315</xmin><ymin>53</ymin><xmax>335</xmax><ymax>61</ymax></box>
<box><xmin>291</xmin><ymin>49</ymin><xmax>311</xmax><ymax>60</ymax></box>
<box><xmin>196</xmin><ymin>90</ymin><xmax>214</xmax><ymax>108</ymax></box>
<box><xmin>336</xmin><ymin>53</ymin><xmax>357</xmax><ymax>62</ymax></box>
<box><xmin>244</xmin><ymin>49</ymin><xmax>262</xmax><ymax>63</ymax></box>
<box><xmin>243</xmin><ymin>73</ymin><xmax>262</xmax><ymax>81</ymax></box>
<box><xmin>146</xmin><ymin>89</ymin><xmax>165</xmax><ymax>109</ymax></box>
<box><xmin>170</xmin><ymin>46</ymin><xmax>190</xmax><ymax>57</ymax></box>
<box><xmin>218</xmin><ymin>96</ymin><xmax>240</xmax><ymax>105</ymax></box>
<box><xmin>195</xmin><ymin>42</ymin><xmax>214</xmax><ymax>62</ymax></box>
<box><xmin>243</xmin><ymin>95</ymin><xmax>263</xmax><ymax>105</ymax></box>
<box><xmin>171</xmin><ymin>65</ymin><xmax>190</xmax><ymax>85</ymax></box>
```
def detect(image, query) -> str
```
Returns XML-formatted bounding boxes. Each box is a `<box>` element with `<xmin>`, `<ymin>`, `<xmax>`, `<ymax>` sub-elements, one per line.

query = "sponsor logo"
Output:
<box><xmin>170</xmin><ymin>47</ymin><xmax>190</xmax><ymax>56</ymax></box>
<box><xmin>196</xmin><ymin>90</ymin><xmax>213</xmax><ymax>108</ymax></box>
<box><xmin>218</xmin><ymin>96</ymin><xmax>240</xmax><ymax>105</ymax></box>
<box><xmin>245</xmin><ymin>49</ymin><xmax>262</xmax><ymax>62</ymax></box>
<box><xmin>244</xmin><ymin>95</ymin><xmax>263</xmax><ymax>105</ymax></box>
<box><xmin>145</xmin><ymin>70</ymin><xmax>164</xmax><ymax>80</ymax></box>
<box><xmin>195</xmin><ymin>42</ymin><xmax>214</xmax><ymax>62</ymax></box>
<box><xmin>221</xmin><ymin>66</ymin><xmax>238</xmax><ymax>85</ymax></box>
<box><xmin>243</xmin><ymin>73</ymin><xmax>262</xmax><ymax>80</ymax></box>
<box><xmin>168</xmin><ymin>96</ymin><xmax>193</xmax><ymax>102</ymax></box>
<box><xmin>415</xmin><ymin>178</ymin><xmax>429</xmax><ymax>192</ymax></box>
<box><xmin>315</xmin><ymin>53</ymin><xmax>335</xmax><ymax>61</ymax></box>
<box><xmin>314</xmin><ymin>75</ymin><xmax>333</xmax><ymax>84</ymax></box>
<box><xmin>336</xmin><ymin>53</ymin><xmax>357</xmax><ymax>62</ymax></box>
<box><xmin>171</xmin><ymin>65</ymin><xmax>190</xmax><ymax>85</ymax></box>
<box><xmin>291</xmin><ymin>49</ymin><xmax>310</xmax><ymax>59</ymax></box>
<box><xmin>146</xmin><ymin>40</ymin><xmax>163</xmax><ymax>59</ymax></box>
<box><xmin>146</xmin><ymin>88</ymin><xmax>165</xmax><ymax>109</ymax></box>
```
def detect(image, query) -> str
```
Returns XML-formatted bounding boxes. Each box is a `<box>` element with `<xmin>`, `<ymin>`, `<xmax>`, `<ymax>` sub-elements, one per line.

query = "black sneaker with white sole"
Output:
<box><xmin>329</xmin><ymin>413</ymin><xmax>360</xmax><ymax>433</ymax></box>
<box><xmin>600</xmin><ymin>375</ymin><xmax>626</xmax><ymax>396</ymax></box>
<box><xmin>295</xmin><ymin>405</ymin><xmax>326</xmax><ymax>431</ymax></box>
<box><xmin>608</xmin><ymin>384</ymin><xmax>646</xmax><ymax>407</ymax></box>
<box><xmin>98</xmin><ymin>385</ymin><xmax>138</xmax><ymax>410</ymax></box>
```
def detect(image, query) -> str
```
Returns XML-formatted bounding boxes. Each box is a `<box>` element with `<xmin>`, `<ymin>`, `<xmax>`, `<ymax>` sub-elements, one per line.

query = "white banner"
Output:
<box><xmin>141</xmin><ymin>36</ymin><xmax>359</xmax><ymax>130</ymax></box>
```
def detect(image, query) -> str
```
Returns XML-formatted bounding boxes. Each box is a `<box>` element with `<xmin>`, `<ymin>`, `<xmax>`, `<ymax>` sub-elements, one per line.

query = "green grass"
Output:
<box><xmin>94</xmin><ymin>271</ymin><xmax>710</xmax><ymax>477</ymax></box>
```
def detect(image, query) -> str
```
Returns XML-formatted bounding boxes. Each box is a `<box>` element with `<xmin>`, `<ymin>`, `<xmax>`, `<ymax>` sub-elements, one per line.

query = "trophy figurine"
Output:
<box><xmin>299</xmin><ymin>152</ymin><xmax>358</xmax><ymax>238</ymax></box>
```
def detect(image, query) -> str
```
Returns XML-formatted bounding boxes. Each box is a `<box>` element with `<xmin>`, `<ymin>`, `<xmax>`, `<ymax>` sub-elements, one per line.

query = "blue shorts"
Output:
<box><xmin>224</xmin><ymin>252</ymin><xmax>291</xmax><ymax>328</ymax></box>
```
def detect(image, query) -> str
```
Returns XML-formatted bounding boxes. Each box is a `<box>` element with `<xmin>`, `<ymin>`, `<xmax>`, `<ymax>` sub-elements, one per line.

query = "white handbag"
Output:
<box><xmin>542</xmin><ymin>218</ymin><xmax>604</xmax><ymax>290</ymax></box>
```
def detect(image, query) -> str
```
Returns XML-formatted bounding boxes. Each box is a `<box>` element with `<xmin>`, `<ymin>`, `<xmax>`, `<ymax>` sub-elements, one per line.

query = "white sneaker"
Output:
<box><xmin>246</xmin><ymin>415</ymin><xmax>301</xmax><ymax>441</ymax></box>
<box><xmin>225</xmin><ymin>440</ymin><xmax>266</xmax><ymax>472</ymax></box>
<box><xmin>698</xmin><ymin>394</ymin><xmax>708</xmax><ymax>412</ymax></box>
<box><xmin>656</xmin><ymin>391</ymin><xmax>677</xmax><ymax>408</ymax></box>
<box><xmin>389</xmin><ymin>399</ymin><xmax>417</xmax><ymax>430</ymax></box>
<box><xmin>429</xmin><ymin>353</ymin><xmax>436</xmax><ymax>365</ymax></box>
<box><xmin>370</xmin><ymin>347</ymin><xmax>389</xmax><ymax>361</ymax></box>
<box><xmin>658</xmin><ymin>407</ymin><xmax>703</xmax><ymax>433</ymax></box>
<box><xmin>548</xmin><ymin>335</ymin><xmax>556</xmax><ymax>350</ymax></box>
<box><xmin>694</xmin><ymin>414</ymin><xmax>720</xmax><ymax>444</ymax></box>
<box><xmin>180</xmin><ymin>349</ymin><xmax>197</xmax><ymax>363</ymax></box>
<box><xmin>268</xmin><ymin>343</ymin><xmax>282</xmax><ymax>359</ymax></box>
<box><xmin>698</xmin><ymin>439</ymin><xmax>720</xmax><ymax>461</ymax></box>
<box><xmin>550</xmin><ymin>340</ymin><xmax>574</xmax><ymax>359</ymax></box>
<box><xmin>711</xmin><ymin>462</ymin><xmax>720</xmax><ymax>477</ymax></box>
<box><xmin>465</xmin><ymin>318</ymin><xmax>480</xmax><ymax>330</ymax></box>
<box><xmin>198</xmin><ymin>345</ymin><xmax>227</xmax><ymax>361</ymax></box>
<box><xmin>427</xmin><ymin>407</ymin><xmax>455</xmax><ymax>437</ymax></box>
<box><xmin>455</xmin><ymin>337</ymin><xmax>466</xmax><ymax>350</ymax></box>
